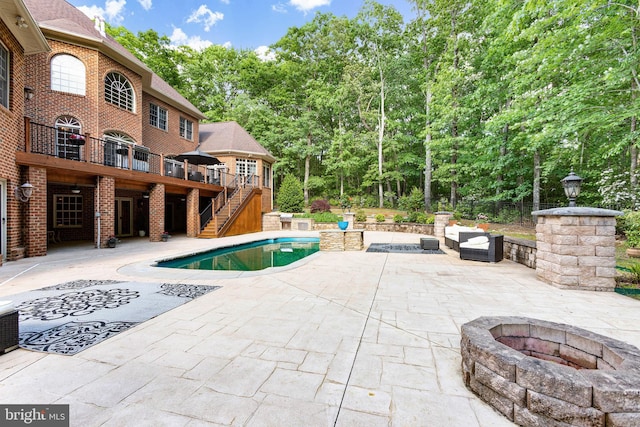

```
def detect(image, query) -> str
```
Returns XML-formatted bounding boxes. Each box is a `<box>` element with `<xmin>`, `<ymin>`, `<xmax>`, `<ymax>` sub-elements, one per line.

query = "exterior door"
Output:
<box><xmin>115</xmin><ymin>197</ymin><xmax>133</xmax><ymax>237</ymax></box>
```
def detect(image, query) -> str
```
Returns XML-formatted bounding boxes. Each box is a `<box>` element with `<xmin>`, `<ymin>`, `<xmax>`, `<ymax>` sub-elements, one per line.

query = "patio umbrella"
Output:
<box><xmin>173</xmin><ymin>149</ymin><xmax>221</xmax><ymax>165</ymax></box>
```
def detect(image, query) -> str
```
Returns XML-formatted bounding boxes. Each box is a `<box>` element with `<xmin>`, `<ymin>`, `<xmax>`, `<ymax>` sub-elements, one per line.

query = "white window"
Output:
<box><xmin>149</xmin><ymin>103</ymin><xmax>167</xmax><ymax>130</ymax></box>
<box><xmin>51</xmin><ymin>54</ymin><xmax>86</xmax><ymax>95</ymax></box>
<box><xmin>105</xmin><ymin>72</ymin><xmax>135</xmax><ymax>112</ymax></box>
<box><xmin>179</xmin><ymin>117</ymin><xmax>193</xmax><ymax>140</ymax></box>
<box><xmin>54</xmin><ymin>194</ymin><xmax>83</xmax><ymax>228</ymax></box>
<box><xmin>236</xmin><ymin>158</ymin><xmax>257</xmax><ymax>176</ymax></box>
<box><xmin>263</xmin><ymin>164</ymin><xmax>271</xmax><ymax>187</ymax></box>
<box><xmin>55</xmin><ymin>116</ymin><xmax>83</xmax><ymax>160</ymax></box>
<box><xmin>0</xmin><ymin>42</ymin><xmax>8</xmax><ymax>109</ymax></box>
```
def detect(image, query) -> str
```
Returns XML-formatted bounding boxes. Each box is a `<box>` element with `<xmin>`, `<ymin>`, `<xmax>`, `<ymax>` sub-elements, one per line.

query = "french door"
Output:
<box><xmin>114</xmin><ymin>197</ymin><xmax>133</xmax><ymax>237</ymax></box>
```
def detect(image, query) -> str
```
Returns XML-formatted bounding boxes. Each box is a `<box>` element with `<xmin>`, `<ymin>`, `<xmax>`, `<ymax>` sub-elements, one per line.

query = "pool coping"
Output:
<box><xmin>117</xmin><ymin>231</ymin><xmax>324</xmax><ymax>280</ymax></box>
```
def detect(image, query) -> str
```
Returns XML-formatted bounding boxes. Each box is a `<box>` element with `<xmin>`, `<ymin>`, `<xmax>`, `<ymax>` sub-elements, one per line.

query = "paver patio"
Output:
<box><xmin>0</xmin><ymin>231</ymin><xmax>638</xmax><ymax>426</ymax></box>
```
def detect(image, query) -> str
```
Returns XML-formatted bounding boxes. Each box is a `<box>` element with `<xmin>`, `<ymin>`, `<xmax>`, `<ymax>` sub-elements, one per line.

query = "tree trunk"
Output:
<box><xmin>378</xmin><ymin>70</ymin><xmax>386</xmax><ymax>208</ymax></box>
<box><xmin>304</xmin><ymin>132</ymin><xmax>311</xmax><ymax>206</ymax></box>
<box><xmin>533</xmin><ymin>150</ymin><xmax>541</xmax><ymax>212</ymax></box>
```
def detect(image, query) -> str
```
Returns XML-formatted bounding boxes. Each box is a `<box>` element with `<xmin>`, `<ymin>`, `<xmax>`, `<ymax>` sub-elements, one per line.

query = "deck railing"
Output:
<box><xmin>23</xmin><ymin>119</ymin><xmax>235</xmax><ymax>184</ymax></box>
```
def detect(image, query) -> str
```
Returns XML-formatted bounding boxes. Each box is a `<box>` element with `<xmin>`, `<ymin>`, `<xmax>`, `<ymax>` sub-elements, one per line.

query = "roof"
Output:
<box><xmin>0</xmin><ymin>0</ymin><xmax>49</xmax><ymax>54</ymax></box>
<box><xmin>198</xmin><ymin>121</ymin><xmax>276</xmax><ymax>163</ymax></box>
<box><xmin>23</xmin><ymin>0</ymin><xmax>206</xmax><ymax>120</ymax></box>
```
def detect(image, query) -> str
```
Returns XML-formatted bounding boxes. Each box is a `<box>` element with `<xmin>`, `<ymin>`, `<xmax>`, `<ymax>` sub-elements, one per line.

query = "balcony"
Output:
<box><xmin>20</xmin><ymin>119</ymin><xmax>236</xmax><ymax>188</ymax></box>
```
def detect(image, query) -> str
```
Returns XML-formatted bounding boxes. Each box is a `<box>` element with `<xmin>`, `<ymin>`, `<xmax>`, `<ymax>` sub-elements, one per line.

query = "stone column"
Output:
<box><xmin>434</xmin><ymin>212</ymin><xmax>452</xmax><ymax>238</ymax></box>
<box><xmin>532</xmin><ymin>207</ymin><xmax>622</xmax><ymax>291</ymax></box>
<box><xmin>343</xmin><ymin>212</ymin><xmax>355</xmax><ymax>229</ymax></box>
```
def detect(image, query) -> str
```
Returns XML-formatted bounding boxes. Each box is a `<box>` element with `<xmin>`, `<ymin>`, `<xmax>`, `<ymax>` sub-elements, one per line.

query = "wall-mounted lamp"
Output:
<box><xmin>15</xmin><ymin>16</ymin><xmax>28</xmax><ymax>29</ymax></box>
<box><xmin>14</xmin><ymin>182</ymin><xmax>34</xmax><ymax>202</ymax></box>
<box><xmin>142</xmin><ymin>191</ymin><xmax>150</xmax><ymax>199</ymax></box>
<box><xmin>71</xmin><ymin>185</ymin><xmax>81</xmax><ymax>194</ymax></box>
<box><xmin>24</xmin><ymin>86</ymin><xmax>34</xmax><ymax>101</ymax></box>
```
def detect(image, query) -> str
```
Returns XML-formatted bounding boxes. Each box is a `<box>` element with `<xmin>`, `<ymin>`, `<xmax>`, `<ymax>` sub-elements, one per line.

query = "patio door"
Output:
<box><xmin>115</xmin><ymin>197</ymin><xmax>133</xmax><ymax>237</ymax></box>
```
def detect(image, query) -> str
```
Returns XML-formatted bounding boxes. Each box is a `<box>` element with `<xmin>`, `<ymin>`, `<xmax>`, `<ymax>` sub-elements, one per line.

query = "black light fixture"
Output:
<box><xmin>71</xmin><ymin>185</ymin><xmax>81</xmax><ymax>194</ymax></box>
<box><xmin>24</xmin><ymin>86</ymin><xmax>34</xmax><ymax>101</ymax></box>
<box><xmin>14</xmin><ymin>182</ymin><xmax>34</xmax><ymax>202</ymax></box>
<box><xmin>142</xmin><ymin>191</ymin><xmax>150</xmax><ymax>199</ymax></box>
<box><xmin>561</xmin><ymin>170</ymin><xmax>583</xmax><ymax>207</ymax></box>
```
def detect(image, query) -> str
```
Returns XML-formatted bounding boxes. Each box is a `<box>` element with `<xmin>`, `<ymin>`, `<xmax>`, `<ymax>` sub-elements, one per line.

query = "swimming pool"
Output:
<box><xmin>156</xmin><ymin>237</ymin><xmax>320</xmax><ymax>271</ymax></box>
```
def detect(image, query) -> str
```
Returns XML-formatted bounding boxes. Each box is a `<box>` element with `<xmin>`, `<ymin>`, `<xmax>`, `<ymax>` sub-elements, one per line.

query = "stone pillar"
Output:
<box><xmin>434</xmin><ymin>212</ymin><xmax>452</xmax><ymax>238</ymax></box>
<box><xmin>532</xmin><ymin>207</ymin><xmax>622</xmax><ymax>291</ymax></box>
<box><xmin>343</xmin><ymin>212</ymin><xmax>355</xmax><ymax>229</ymax></box>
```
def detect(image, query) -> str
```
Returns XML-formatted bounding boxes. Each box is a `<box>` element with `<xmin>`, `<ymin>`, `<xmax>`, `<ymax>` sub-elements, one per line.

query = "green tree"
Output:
<box><xmin>276</xmin><ymin>174</ymin><xmax>305</xmax><ymax>212</ymax></box>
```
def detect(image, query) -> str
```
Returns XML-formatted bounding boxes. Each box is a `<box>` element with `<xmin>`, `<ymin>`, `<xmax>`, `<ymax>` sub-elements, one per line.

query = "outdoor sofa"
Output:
<box><xmin>444</xmin><ymin>224</ymin><xmax>486</xmax><ymax>251</ymax></box>
<box><xmin>458</xmin><ymin>233</ymin><xmax>504</xmax><ymax>263</ymax></box>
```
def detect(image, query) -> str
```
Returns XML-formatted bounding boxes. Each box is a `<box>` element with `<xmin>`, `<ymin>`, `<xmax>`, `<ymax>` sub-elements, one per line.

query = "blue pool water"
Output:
<box><xmin>156</xmin><ymin>237</ymin><xmax>320</xmax><ymax>271</ymax></box>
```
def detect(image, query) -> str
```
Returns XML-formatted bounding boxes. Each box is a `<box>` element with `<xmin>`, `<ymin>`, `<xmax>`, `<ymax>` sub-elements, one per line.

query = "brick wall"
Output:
<box><xmin>96</xmin><ymin>176</ymin><xmax>115</xmax><ymax>247</ymax></box>
<box><xmin>142</xmin><ymin>93</ymin><xmax>198</xmax><ymax>155</ymax></box>
<box><xmin>25</xmin><ymin>40</ymin><xmax>142</xmax><ymax>142</ymax></box>
<box><xmin>149</xmin><ymin>184</ymin><xmax>165</xmax><ymax>241</ymax></box>
<box><xmin>0</xmin><ymin>19</ymin><xmax>31</xmax><ymax>261</ymax></box>
<box><xmin>186</xmin><ymin>188</ymin><xmax>199</xmax><ymax>237</ymax></box>
<box><xmin>24</xmin><ymin>168</ymin><xmax>47</xmax><ymax>257</ymax></box>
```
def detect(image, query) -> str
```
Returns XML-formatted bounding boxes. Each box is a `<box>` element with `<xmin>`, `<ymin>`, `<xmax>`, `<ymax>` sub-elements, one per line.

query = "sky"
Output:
<box><xmin>67</xmin><ymin>0</ymin><xmax>415</xmax><ymax>57</ymax></box>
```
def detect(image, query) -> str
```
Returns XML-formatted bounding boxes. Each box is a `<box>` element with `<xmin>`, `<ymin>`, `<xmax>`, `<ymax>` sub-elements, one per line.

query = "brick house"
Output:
<box><xmin>2</xmin><ymin>0</ymin><xmax>271</xmax><ymax>264</ymax></box>
<box><xmin>0</xmin><ymin>0</ymin><xmax>49</xmax><ymax>264</ymax></box>
<box><xmin>199</xmin><ymin>121</ymin><xmax>275</xmax><ymax>213</ymax></box>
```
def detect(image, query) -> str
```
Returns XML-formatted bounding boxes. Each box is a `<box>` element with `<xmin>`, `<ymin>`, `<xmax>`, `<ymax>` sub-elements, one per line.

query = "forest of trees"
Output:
<box><xmin>108</xmin><ymin>0</ymin><xmax>640</xmax><ymax>213</ymax></box>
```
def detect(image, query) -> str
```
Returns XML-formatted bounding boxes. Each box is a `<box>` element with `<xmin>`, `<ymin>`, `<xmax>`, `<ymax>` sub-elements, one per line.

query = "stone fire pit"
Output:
<box><xmin>461</xmin><ymin>316</ymin><xmax>640</xmax><ymax>426</ymax></box>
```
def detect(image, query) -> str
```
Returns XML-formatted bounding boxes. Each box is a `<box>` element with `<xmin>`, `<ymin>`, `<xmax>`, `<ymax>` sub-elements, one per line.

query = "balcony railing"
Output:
<box><xmin>23</xmin><ymin>119</ymin><xmax>252</xmax><ymax>187</ymax></box>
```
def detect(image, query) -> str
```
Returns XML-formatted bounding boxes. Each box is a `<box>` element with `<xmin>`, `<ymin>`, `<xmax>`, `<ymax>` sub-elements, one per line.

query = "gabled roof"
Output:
<box><xmin>199</xmin><ymin>121</ymin><xmax>276</xmax><ymax>163</ymax></box>
<box><xmin>0</xmin><ymin>0</ymin><xmax>49</xmax><ymax>54</ymax></box>
<box><xmin>23</xmin><ymin>0</ymin><xmax>206</xmax><ymax>120</ymax></box>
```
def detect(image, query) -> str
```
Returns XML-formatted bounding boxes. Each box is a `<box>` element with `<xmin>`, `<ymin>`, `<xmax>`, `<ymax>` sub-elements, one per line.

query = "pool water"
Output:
<box><xmin>157</xmin><ymin>238</ymin><xmax>320</xmax><ymax>271</ymax></box>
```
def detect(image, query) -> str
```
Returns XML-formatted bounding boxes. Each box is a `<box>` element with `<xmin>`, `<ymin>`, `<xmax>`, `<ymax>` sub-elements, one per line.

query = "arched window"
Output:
<box><xmin>103</xmin><ymin>131</ymin><xmax>136</xmax><ymax>168</ymax></box>
<box><xmin>55</xmin><ymin>116</ymin><xmax>83</xmax><ymax>160</ymax></box>
<box><xmin>104</xmin><ymin>72</ymin><xmax>135</xmax><ymax>112</ymax></box>
<box><xmin>51</xmin><ymin>54</ymin><xmax>86</xmax><ymax>95</ymax></box>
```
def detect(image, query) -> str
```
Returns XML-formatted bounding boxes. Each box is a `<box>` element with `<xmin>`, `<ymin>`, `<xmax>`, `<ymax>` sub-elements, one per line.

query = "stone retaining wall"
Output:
<box><xmin>319</xmin><ymin>230</ymin><xmax>364</xmax><ymax>251</ymax></box>
<box><xmin>504</xmin><ymin>237</ymin><xmax>536</xmax><ymax>269</ymax></box>
<box><xmin>461</xmin><ymin>316</ymin><xmax>640</xmax><ymax>427</ymax></box>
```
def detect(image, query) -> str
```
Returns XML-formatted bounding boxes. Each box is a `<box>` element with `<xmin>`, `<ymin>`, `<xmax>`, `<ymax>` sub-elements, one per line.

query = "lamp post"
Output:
<box><xmin>561</xmin><ymin>170</ymin><xmax>582</xmax><ymax>207</ymax></box>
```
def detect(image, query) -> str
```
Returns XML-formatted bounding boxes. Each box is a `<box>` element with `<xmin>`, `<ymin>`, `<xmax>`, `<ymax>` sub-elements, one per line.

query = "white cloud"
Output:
<box><xmin>272</xmin><ymin>3</ymin><xmax>287</xmax><ymax>13</ymax></box>
<box><xmin>255</xmin><ymin>45</ymin><xmax>275</xmax><ymax>61</ymax></box>
<box><xmin>289</xmin><ymin>0</ymin><xmax>330</xmax><ymax>13</ymax></box>
<box><xmin>138</xmin><ymin>0</ymin><xmax>152</xmax><ymax>11</ymax></box>
<box><xmin>169</xmin><ymin>27</ymin><xmax>213</xmax><ymax>50</ymax></box>
<box><xmin>187</xmin><ymin>5</ymin><xmax>224</xmax><ymax>32</ymax></box>
<box><xmin>77</xmin><ymin>0</ymin><xmax>126</xmax><ymax>24</ymax></box>
<box><xmin>219</xmin><ymin>0</ymin><xmax>230</xmax><ymax>4</ymax></box>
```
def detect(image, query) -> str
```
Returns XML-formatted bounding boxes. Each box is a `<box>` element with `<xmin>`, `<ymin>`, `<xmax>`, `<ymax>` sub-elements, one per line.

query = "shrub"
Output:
<box><xmin>398</xmin><ymin>187</ymin><xmax>425</xmax><ymax>212</ymax></box>
<box><xmin>415</xmin><ymin>212</ymin><xmax>428</xmax><ymax>224</ymax></box>
<box><xmin>623</xmin><ymin>210</ymin><xmax>640</xmax><ymax>248</ymax></box>
<box><xmin>355</xmin><ymin>210</ymin><xmax>367</xmax><ymax>222</ymax></box>
<box><xmin>310</xmin><ymin>199</ymin><xmax>331</xmax><ymax>213</ymax></box>
<box><xmin>393</xmin><ymin>214</ymin><xmax>405</xmax><ymax>223</ymax></box>
<box><xmin>375</xmin><ymin>213</ymin><xmax>386</xmax><ymax>222</ymax></box>
<box><xmin>425</xmin><ymin>214</ymin><xmax>435</xmax><ymax>224</ymax></box>
<box><xmin>276</xmin><ymin>174</ymin><xmax>304</xmax><ymax>213</ymax></box>
<box><xmin>297</xmin><ymin>211</ymin><xmax>341</xmax><ymax>222</ymax></box>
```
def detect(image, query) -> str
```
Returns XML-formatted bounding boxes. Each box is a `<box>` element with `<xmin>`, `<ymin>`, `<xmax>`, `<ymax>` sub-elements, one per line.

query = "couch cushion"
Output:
<box><xmin>466</xmin><ymin>236</ymin><xmax>489</xmax><ymax>245</ymax></box>
<box><xmin>460</xmin><ymin>241</ymin><xmax>490</xmax><ymax>250</ymax></box>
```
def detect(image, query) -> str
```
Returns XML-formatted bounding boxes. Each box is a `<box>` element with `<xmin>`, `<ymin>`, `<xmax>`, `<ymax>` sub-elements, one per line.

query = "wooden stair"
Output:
<box><xmin>198</xmin><ymin>186</ymin><xmax>255</xmax><ymax>238</ymax></box>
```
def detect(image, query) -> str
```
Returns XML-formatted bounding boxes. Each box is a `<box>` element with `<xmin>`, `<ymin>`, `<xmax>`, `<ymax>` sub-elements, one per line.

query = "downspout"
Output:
<box><xmin>96</xmin><ymin>176</ymin><xmax>101</xmax><ymax>249</ymax></box>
